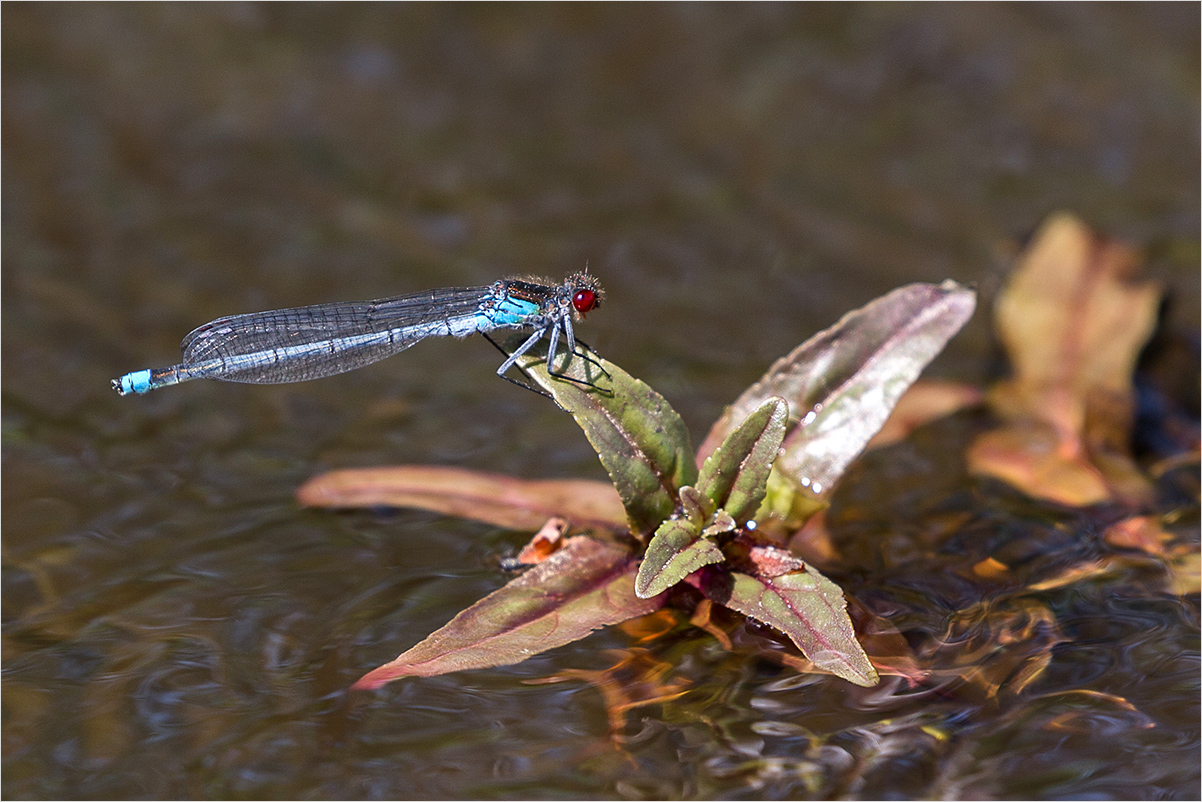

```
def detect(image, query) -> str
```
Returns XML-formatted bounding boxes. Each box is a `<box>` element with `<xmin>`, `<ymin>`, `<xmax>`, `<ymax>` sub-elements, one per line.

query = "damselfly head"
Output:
<box><xmin>567</xmin><ymin>271</ymin><xmax>603</xmax><ymax>318</ymax></box>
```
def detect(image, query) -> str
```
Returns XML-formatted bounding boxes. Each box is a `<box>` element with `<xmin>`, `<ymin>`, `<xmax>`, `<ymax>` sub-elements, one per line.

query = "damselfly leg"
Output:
<box><xmin>484</xmin><ymin>331</ymin><xmax>611</xmax><ymax>399</ymax></box>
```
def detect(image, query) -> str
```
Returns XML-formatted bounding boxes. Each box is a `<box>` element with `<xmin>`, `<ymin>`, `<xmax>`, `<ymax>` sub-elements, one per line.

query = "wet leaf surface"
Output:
<box><xmin>692</xmin><ymin>542</ymin><xmax>879</xmax><ymax>688</ymax></box>
<box><xmin>354</xmin><ymin>536</ymin><xmax>663</xmax><ymax>689</ymax></box>
<box><xmin>699</xmin><ymin>281</ymin><xmax>977</xmax><ymax>498</ymax></box>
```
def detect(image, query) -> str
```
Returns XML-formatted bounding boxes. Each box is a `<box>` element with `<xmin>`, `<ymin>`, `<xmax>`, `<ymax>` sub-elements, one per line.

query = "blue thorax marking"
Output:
<box><xmin>484</xmin><ymin>296</ymin><xmax>542</xmax><ymax>327</ymax></box>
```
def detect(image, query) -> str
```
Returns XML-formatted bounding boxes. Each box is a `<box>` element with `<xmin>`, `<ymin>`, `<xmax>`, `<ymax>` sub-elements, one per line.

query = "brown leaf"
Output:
<box><xmin>972</xmin><ymin>556</ymin><xmax>1011</xmax><ymax>580</ymax></box>
<box><xmin>971</xmin><ymin>213</ymin><xmax>1161</xmax><ymax>505</ymax></box>
<box><xmin>615</xmin><ymin>609</ymin><xmax>681</xmax><ymax>644</ymax></box>
<box><xmin>514</xmin><ymin>517</ymin><xmax>570</xmax><ymax>565</ymax></box>
<box><xmin>968</xmin><ymin>422</ymin><xmax>1111</xmax><ymax>506</ymax></box>
<box><xmin>926</xmin><ymin>598</ymin><xmax>1068</xmax><ymax>701</ymax></box>
<box><xmin>688</xmin><ymin>598</ymin><xmax>734</xmax><ymax>651</ymax></box>
<box><xmin>1167</xmin><ymin>552</ymin><xmax>1201</xmax><ymax>597</ymax></box>
<box><xmin>1040</xmin><ymin>690</ymin><xmax>1153</xmax><ymax>733</ymax></box>
<box><xmin>1025</xmin><ymin>556</ymin><xmax>1126</xmax><ymax>592</ymax></box>
<box><xmin>296</xmin><ymin>465</ymin><xmax>627</xmax><ymax>533</ymax></box>
<box><xmin>1102</xmin><ymin>515</ymin><xmax>1171</xmax><ymax>556</ymax></box>
<box><xmin>994</xmin><ymin>213</ymin><xmax>1160</xmax><ymax>421</ymax></box>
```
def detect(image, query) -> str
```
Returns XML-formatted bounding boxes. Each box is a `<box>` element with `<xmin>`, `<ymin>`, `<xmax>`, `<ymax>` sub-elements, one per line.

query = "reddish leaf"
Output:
<box><xmin>354</xmin><ymin>536</ymin><xmax>664</xmax><ymax>690</ymax></box>
<box><xmin>692</xmin><ymin>544</ymin><xmax>879</xmax><ymax>687</ymax></box>
<box><xmin>700</xmin><ymin>281</ymin><xmax>976</xmax><ymax>498</ymax></box>
<box><xmin>743</xmin><ymin>542</ymin><xmax>808</xmax><ymax>577</ymax></box>
<box><xmin>296</xmin><ymin>465</ymin><xmax>627</xmax><ymax>533</ymax></box>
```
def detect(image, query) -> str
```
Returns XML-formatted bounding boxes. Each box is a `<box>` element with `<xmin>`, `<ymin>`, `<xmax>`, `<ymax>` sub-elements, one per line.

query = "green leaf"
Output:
<box><xmin>679</xmin><ymin>484</ymin><xmax>714</xmax><ymax>529</ymax></box>
<box><xmin>694</xmin><ymin>543</ymin><xmax>879</xmax><ymax>687</ymax></box>
<box><xmin>696</xmin><ymin>397</ymin><xmax>788</xmax><ymax>524</ymax></box>
<box><xmin>635</xmin><ymin>517</ymin><xmax>724</xmax><ymax>599</ymax></box>
<box><xmin>354</xmin><ymin>536</ymin><xmax>663</xmax><ymax>690</ymax></box>
<box><xmin>507</xmin><ymin>337</ymin><xmax>696</xmax><ymax>537</ymax></box>
<box><xmin>296</xmin><ymin>465</ymin><xmax>628</xmax><ymax>533</ymax></box>
<box><xmin>698</xmin><ymin>282</ymin><xmax>976</xmax><ymax>499</ymax></box>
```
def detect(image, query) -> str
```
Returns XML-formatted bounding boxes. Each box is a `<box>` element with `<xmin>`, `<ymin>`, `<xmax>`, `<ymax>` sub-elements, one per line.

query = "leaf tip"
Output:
<box><xmin>633</xmin><ymin>563</ymin><xmax>665</xmax><ymax>599</ymax></box>
<box><xmin>351</xmin><ymin>669</ymin><xmax>393</xmax><ymax>692</ymax></box>
<box><xmin>827</xmin><ymin>655</ymin><xmax>880</xmax><ymax>687</ymax></box>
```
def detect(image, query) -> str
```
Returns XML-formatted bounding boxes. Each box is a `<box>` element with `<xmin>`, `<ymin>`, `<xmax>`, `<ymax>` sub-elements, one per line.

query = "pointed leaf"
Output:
<box><xmin>692</xmin><ymin>544</ymin><xmax>879</xmax><ymax>687</ymax></box>
<box><xmin>699</xmin><ymin>282</ymin><xmax>976</xmax><ymax>497</ymax></box>
<box><xmin>635</xmin><ymin>517</ymin><xmax>723</xmax><ymax>599</ymax></box>
<box><xmin>354</xmin><ymin>536</ymin><xmax>663</xmax><ymax>690</ymax></box>
<box><xmin>697</xmin><ymin>397</ymin><xmax>788</xmax><ymax>523</ymax></box>
<box><xmin>297</xmin><ymin>465</ymin><xmax>626</xmax><ymax>533</ymax></box>
<box><xmin>678</xmin><ymin>485</ymin><xmax>714</xmax><ymax>528</ymax></box>
<box><xmin>508</xmin><ymin>338</ymin><xmax>697</xmax><ymax>536</ymax></box>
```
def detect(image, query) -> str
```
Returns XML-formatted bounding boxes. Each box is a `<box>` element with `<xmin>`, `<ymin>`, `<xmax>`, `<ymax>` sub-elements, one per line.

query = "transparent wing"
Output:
<box><xmin>178</xmin><ymin>286</ymin><xmax>492</xmax><ymax>384</ymax></box>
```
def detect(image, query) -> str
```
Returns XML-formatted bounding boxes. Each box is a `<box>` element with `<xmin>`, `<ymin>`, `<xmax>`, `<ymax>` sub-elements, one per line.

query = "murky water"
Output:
<box><xmin>4</xmin><ymin>5</ymin><xmax>1198</xmax><ymax>799</ymax></box>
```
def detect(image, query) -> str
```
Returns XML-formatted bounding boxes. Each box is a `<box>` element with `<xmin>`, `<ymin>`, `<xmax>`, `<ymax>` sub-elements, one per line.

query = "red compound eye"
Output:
<box><xmin>572</xmin><ymin>288</ymin><xmax>598</xmax><ymax>315</ymax></box>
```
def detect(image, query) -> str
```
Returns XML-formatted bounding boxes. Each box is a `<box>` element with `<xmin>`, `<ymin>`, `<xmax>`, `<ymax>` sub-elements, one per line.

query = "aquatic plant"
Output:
<box><xmin>300</xmin><ymin>281</ymin><xmax>977</xmax><ymax>690</ymax></box>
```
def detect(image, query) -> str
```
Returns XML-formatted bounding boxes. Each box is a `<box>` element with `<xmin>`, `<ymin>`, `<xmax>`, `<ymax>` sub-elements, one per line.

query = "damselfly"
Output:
<box><xmin>112</xmin><ymin>272</ymin><xmax>603</xmax><ymax>396</ymax></box>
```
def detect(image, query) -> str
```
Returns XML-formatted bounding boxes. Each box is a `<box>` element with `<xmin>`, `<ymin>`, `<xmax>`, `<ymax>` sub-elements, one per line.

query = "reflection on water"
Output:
<box><xmin>3</xmin><ymin>4</ymin><xmax>1198</xmax><ymax>799</ymax></box>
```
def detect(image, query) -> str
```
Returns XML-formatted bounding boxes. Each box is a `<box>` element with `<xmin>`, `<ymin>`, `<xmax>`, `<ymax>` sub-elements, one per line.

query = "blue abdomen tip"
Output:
<box><xmin>117</xmin><ymin>369</ymin><xmax>153</xmax><ymax>395</ymax></box>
